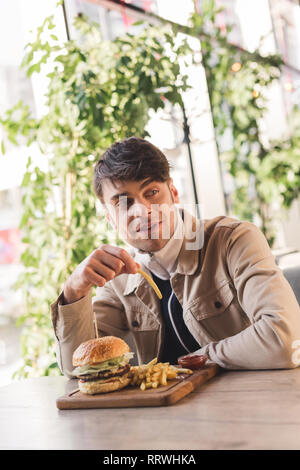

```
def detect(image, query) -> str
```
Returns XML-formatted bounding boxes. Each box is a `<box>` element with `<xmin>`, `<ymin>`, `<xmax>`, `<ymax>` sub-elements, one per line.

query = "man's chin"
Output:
<box><xmin>130</xmin><ymin>238</ymin><xmax>168</xmax><ymax>253</ymax></box>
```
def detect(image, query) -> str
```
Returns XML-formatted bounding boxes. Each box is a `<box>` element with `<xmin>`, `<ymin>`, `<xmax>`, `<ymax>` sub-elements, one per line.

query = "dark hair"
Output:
<box><xmin>93</xmin><ymin>137</ymin><xmax>172</xmax><ymax>202</ymax></box>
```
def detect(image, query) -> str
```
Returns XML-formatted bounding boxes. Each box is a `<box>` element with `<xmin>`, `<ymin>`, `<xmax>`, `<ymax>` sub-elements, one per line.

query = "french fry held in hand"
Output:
<box><xmin>128</xmin><ymin>357</ymin><xmax>193</xmax><ymax>391</ymax></box>
<box><xmin>137</xmin><ymin>269</ymin><xmax>162</xmax><ymax>300</ymax></box>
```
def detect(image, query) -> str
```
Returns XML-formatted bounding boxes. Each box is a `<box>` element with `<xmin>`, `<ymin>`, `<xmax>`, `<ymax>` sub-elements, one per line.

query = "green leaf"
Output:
<box><xmin>19</xmin><ymin>212</ymin><xmax>30</xmax><ymax>229</ymax></box>
<box><xmin>132</xmin><ymin>20</ymin><xmax>145</xmax><ymax>26</ymax></box>
<box><xmin>21</xmin><ymin>172</ymin><xmax>31</xmax><ymax>187</ymax></box>
<box><xmin>27</xmin><ymin>63</ymin><xmax>41</xmax><ymax>76</ymax></box>
<box><xmin>48</xmin><ymin>361</ymin><xmax>59</xmax><ymax>369</ymax></box>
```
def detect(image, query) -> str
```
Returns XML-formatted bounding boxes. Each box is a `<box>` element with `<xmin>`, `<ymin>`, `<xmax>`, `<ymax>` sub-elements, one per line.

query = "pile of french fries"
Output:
<box><xmin>128</xmin><ymin>357</ymin><xmax>193</xmax><ymax>391</ymax></box>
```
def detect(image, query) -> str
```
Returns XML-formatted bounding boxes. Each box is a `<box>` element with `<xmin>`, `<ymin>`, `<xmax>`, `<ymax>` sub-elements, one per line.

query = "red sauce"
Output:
<box><xmin>178</xmin><ymin>354</ymin><xmax>208</xmax><ymax>370</ymax></box>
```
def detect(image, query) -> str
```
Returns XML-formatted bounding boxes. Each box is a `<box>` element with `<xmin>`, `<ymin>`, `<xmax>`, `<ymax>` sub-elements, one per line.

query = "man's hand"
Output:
<box><xmin>63</xmin><ymin>245</ymin><xmax>140</xmax><ymax>304</ymax></box>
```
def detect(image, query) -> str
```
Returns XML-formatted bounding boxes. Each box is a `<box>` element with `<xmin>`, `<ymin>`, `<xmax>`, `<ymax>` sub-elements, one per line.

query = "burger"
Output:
<box><xmin>72</xmin><ymin>336</ymin><xmax>134</xmax><ymax>395</ymax></box>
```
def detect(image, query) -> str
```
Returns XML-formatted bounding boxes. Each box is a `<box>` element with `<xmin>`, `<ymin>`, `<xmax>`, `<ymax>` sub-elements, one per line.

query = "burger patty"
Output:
<box><xmin>78</xmin><ymin>363</ymin><xmax>130</xmax><ymax>383</ymax></box>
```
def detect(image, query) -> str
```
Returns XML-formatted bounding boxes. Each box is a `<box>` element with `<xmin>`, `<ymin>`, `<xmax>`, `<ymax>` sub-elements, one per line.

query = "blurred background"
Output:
<box><xmin>0</xmin><ymin>0</ymin><xmax>300</xmax><ymax>386</ymax></box>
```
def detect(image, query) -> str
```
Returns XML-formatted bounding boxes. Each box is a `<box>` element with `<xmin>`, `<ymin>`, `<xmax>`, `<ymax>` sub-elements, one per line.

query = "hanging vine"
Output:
<box><xmin>187</xmin><ymin>0</ymin><xmax>300</xmax><ymax>246</ymax></box>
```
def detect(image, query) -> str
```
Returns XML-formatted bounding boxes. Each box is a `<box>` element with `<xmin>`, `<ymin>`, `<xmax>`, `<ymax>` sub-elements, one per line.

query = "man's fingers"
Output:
<box><xmin>84</xmin><ymin>267</ymin><xmax>106</xmax><ymax>287</ymax></box>
<box><xmin>89</xmin><ymin>258</ymin><xmax>116</xmax><ymax>281</ymax></box>
<box><xmin>93</xmin><ymin>250</ymin><xmax>125</xmax><ymax>275</ymax></box>
<box><xmin>99</xmin><ymin>245</ymin><xmax>140</xmax><ymax>274</ymax></box>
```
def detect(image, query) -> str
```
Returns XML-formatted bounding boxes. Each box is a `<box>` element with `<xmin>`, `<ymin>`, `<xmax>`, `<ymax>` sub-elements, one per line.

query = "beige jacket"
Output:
<box><xmin>51</xmin><ymin>209</ymin><xmax>300</xmax><ymax>378</ymax></box>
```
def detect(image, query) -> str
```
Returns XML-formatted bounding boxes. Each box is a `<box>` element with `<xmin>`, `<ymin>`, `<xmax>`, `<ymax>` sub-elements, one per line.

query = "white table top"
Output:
<box><xmin>1</xmin><ymin>368</ymin><xmax>300</xmax><ymax>450</ymax></box>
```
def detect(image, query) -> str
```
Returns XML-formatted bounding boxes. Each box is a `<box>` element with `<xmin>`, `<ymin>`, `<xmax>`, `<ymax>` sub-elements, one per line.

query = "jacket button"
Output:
<box><xmin>214</xmin><ymin>301</ymin><xmax>222</xmax><ymax>309</ymax></box>
<box><xmin>132</xmin><ymin>320</ymin><xmax>139</xmax><ymax>328</ymax></box>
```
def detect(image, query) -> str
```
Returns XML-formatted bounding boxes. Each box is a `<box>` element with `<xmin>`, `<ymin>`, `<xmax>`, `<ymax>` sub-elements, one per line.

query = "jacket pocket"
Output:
<box><xmin>189</xmin><ymin>281</ymin><xmax>234</xmax><ymax>321</ymax></box>
<box><xmin>125</xmin><ymin>307</ymin><xmax>160</xmax><ymax>331</ymax></box>
<box><xmin>188</xmin><ymin>281</ymin><xmax>249</xmax><ymax>341</ymax></box>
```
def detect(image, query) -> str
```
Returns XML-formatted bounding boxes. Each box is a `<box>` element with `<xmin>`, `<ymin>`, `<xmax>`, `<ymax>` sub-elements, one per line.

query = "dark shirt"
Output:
<box><xmin>152</xmin><ymin>273</ymin><xmax>200</xmax><ymax>365</ymax></box>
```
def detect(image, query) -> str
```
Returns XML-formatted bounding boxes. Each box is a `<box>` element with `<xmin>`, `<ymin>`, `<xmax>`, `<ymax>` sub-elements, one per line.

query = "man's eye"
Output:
<box><xmin>147</xmin><ymin>190</ymin><xmax>159</xmax><ymax>197</ymax></box>
<box><xmin>117</xmin><ymin>198</ymin><xmax>132</xmax><ymax>208</ymax></box>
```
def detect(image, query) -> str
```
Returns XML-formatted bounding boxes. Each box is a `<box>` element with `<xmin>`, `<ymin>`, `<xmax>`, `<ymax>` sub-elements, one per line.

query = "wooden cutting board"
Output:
<box><xmin>56</xmin><ymin>364</ymin><xmax>219</xmax><ymax>410</ymax></box>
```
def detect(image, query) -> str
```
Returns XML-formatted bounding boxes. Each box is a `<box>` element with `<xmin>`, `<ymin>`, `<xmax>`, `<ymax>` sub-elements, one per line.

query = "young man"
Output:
<box><xmin>51</xmin><ymin>137</ymin><xmax>300</xmax><ymax>377</ymax></box>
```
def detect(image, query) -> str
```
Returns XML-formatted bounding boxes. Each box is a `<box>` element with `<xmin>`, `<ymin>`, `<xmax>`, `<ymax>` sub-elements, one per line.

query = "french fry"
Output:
<box><xmin>175</xmin><ymin>367</ymin><xmax>194</xmax><ymax>374</ymax></box>
<box><xmin>161</xmin><ymin>368</ymin><xmax>167</xmax><ymax>386</ymax></box>
<box><xmin>167</xmin><ymin>371</ymin><xmax>177</xmax><ymax>379</ymax></box>
<box><xmin>146</xmin><ymin>357</ymin><xmax>158</xmax><ymax>367</ymax></box>
<box><xmin>128</xmin><ymin>357</ymin><xmax>193</xmax><ymax>391</ymax></box>
<box><xmin>137</xmin><ymin>269</ymin><xmax>162</xmax><ymax>300</ymax></box>
<box><xmin>140</xmin><ymin>381</ymin><xmax>146</xmax><ymax>391</ymax></box>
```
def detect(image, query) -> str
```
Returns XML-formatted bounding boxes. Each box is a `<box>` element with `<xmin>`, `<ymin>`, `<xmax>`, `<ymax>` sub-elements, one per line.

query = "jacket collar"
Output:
<box><xmin>123</xmin><ymin>207</ymin><xmax>203</xmax><ymax>296</ymax></box>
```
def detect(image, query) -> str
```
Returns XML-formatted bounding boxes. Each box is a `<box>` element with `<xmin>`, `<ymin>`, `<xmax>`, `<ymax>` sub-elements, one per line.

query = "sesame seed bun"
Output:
<box><xmin>72</xmin><ymin>336</ymin><xmax>130</xmax><ymax>367</ymax></box>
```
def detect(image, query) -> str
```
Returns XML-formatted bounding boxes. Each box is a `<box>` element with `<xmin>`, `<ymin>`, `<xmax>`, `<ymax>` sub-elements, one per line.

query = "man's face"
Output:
<box><xmin>101</xmin><ymin>177</ymin><xmax>179</xmax><ymax>252</ymax></box>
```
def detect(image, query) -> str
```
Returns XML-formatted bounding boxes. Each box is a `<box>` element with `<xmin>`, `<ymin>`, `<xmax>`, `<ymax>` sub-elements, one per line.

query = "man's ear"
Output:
<box><xmin>169</xmin><ymin>178</ymin><xmax>179</xmax><ymax>204</ymax></box>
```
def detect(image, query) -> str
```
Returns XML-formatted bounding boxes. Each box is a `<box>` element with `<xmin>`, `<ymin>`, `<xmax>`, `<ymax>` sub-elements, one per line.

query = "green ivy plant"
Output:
<box><xmin>188</xmin><ymin>0</ymin><xmax>300</xmax><ymax>246</ymax></box>
<box><xmin>0</xmin><ymin>13</ymin><xmax>190</xmax><ymax>378</ymax></box>
<box><xmin>256</xmin><ymin>109</ymin><xmax>300</xmax><ymax>210</ymax></box>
